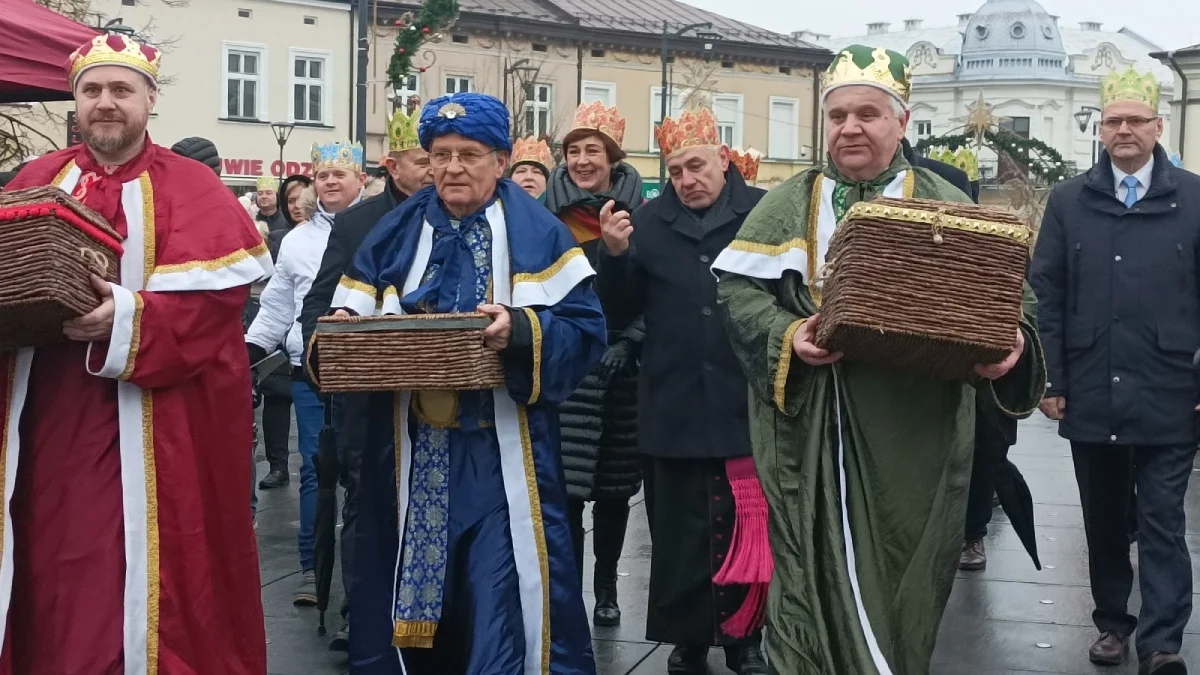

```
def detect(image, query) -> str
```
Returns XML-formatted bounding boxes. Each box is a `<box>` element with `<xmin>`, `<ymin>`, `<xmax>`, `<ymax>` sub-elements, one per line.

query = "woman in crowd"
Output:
<box><xmin>508</xmin><ymin>135</ymin><xmax>554</xmax><ymax>199</ymax></box>
<box><xmin>545</xmin><ymin>101</ymin><xmax>645</xmax><ymax>627</ymax></box>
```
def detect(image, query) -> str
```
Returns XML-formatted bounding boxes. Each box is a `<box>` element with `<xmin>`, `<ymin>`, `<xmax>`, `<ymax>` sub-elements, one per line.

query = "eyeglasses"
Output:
<box><xmin>1100</xmin><ymin>116</ymin><xmax>1158</xmax><ymax>130</ymax></box>
<box><xmin>428</xmin><ymin>150</ymin><xmax>496</xmax><ymax>168</ymax></box>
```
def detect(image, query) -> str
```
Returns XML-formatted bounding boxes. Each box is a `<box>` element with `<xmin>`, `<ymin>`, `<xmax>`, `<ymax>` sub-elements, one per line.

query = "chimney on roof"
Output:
<box><xmin>904</xmin><ymin>19</ymin><xmax>923</xmax><ymax>31</ymax></box>
<box><xmin>1049</xmin><ymin>14</ymin><xmax>1059</xmax><ymax>25</ymax></box>
<box><xmin>1080</xmin><ymin>21</ymin><xmax>1102</xmax><ymax>31</ymax></box>
<box><xmin>867</xmin><ymin>22</ymin><xmax>890</xmax><ymax>35</ymax></box>
<box><xmin>957</xmin><ymin>13</ymin><xmax>973</xmax><ymax>27</ymax></box>
<box><xmin>791</xmin><ymin>30</ymin><xmax>830</xmax><ymax>43</ymax></box>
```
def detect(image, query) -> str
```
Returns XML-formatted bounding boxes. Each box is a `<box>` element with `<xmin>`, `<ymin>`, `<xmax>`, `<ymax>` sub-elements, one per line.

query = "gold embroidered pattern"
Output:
<box><xmin>52</xmin><ymin>160</ymin><xmax>77</xmax><ymax>188</ymax></box>
<box><xmin>120</xmin><ymin>293</ymin><xmax>145</xmax><ymax>381</ymax></box>
<box><xmin>338</xmin><ymin>275</ymin><xmax>378</xmax><ymax>299</ymax></box>
<box><xmin>902</xmin><ymin>169</ymin><xmax>916</xmax><ymax>198</ymax></box>
<box><xmin>517</xmin><ymin>407</ymin><xmax>551</xmax><ymax>673</ymax></box>
<box><xmin>775</xmin><ymin>318</ymin><xmax>807</xmax><ymax>411</ymax></box>
<box><xmin>142</xmin><ymin>390</ymin><xmax>161</xmax><ymax>674</ymax></box>
<box><xmin>723</xmin><ymin>238</ymin><xmax>809</xmax><ymax>256</ymax></box>
<box><xmin>140</xmin><ymin>174</ymin><xmax>156</xmax><ymax>286</ymax></box>
<box><xmin>807</xmin><ymin>176</ymin><xmax>824</xmax><ymax>306</ymax></box>
<box><xmin>522</xmin><ymin>308</ymin><xmax>543</xmax><ymax>405</ymax></box>
<box><xmin>842</xmin><ymin>202</ymin><xmax>1033</xmax><ymax>245</ymax></box>
<box><xmin>149</xmin><ymin>242</ymin><xmax>269</xmax><ymax>277</ymax></box>
<box><xmin>392</xmin><ymin>619</ymin><xmax>438</xmax><ymax>648</ymax></box>
<box><xmin>513</xmin><ymin>248</ymin><xmax>583</xmax><ymax>285</ymax></box>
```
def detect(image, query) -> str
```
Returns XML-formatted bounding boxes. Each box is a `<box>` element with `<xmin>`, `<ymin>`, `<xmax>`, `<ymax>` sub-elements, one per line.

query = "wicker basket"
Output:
<box><xmin>814</xmin><ymin>197</ymin><xmax>1032</xmax><ymax>381</ymax></box>
<box><xmin>314</xmin><ymin>312</ymin><xmax>506</xmax><ymax>392</ymax></box>
<box><xmin>0</xmin><ymin>186</ymin><xmax>122</xmax><ymax>353</ymax></box>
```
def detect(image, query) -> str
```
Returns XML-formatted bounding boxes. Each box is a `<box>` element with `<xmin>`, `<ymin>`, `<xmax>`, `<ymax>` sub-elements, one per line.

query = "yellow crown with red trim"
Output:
<box><xmin>511</xmin><ymin>136</ymin><xmax>554</xmax><ymax>171</ymax></box>
<box><xmin>570</xmin><ymin>101</ymin><xmax>626</xmax><ymax>149</ymax></box>
<box><xmin>68</xmin><ymin>33</ymin><xmax>162</xmax><ymax>89</ymax></box>
<box><xmin>655</xmin><ymin>108</ymin><xmax>721</xmax><ymax>159</ymax></box>
<box><xmin>730</xmin><ymin>147</ymin><xmax>762</xmax><ymax>182</ymax></box>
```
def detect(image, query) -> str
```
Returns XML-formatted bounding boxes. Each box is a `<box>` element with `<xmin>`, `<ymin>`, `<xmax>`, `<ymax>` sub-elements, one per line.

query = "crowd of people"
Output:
<box><xmin>0</xmin><ymin>29</ymin><xmax>1197</xmax><ymax>675</ymax></box>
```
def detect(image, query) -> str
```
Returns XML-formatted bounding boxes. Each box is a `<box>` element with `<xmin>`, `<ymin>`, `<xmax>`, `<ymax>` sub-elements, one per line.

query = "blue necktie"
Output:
<box><xmin>1122</xmin><ymin>175</ymin><xmax>1140</xmax><ymax>208</ymax></box>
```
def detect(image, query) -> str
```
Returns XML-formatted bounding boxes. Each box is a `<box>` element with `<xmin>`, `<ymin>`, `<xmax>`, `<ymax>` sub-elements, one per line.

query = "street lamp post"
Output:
<box><xmin>1074</xmin><ymin>106</ymin><xmax>1101</xmax><ymax>166</ymax></box>
<box><xmin>658</xmin><ymin>21</ymin><xmax>717</xmax><ymax>190</ymax></box>
<box><xmin>270</xmin><ymin>122</ymin><xmax>295</xmax><ymax>186</ymax></box>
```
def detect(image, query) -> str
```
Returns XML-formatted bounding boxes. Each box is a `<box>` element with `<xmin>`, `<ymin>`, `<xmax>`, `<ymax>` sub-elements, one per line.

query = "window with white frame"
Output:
<box><xmin>523</xmin><ymin>83</ymin><xmax>552</xmax><ymax>137</ymax></box>
<box><xmin>712</xmin><ymin>94</ymin><xmax>744</xmax><ymax>149</ymax></box>
<box><xmin>396</xmin><ymin>73</ymin><xmax>419</xmax><ymax>112</ymax></box>
<box><xmin>915</xmin><ymin>119</ymin><xmax>933</xmax><ymax>140</ymax></box>
<box><xmin>291</xmin><ymin>50</ymin><xmax>331</xmax><ymax>125</ymax></box>
<box><xmin>768</xmin><ymin>97</ymin><xmax>799</xmax><ymax>160</ymax></box>
<box><xmin>445</xmin><ymin>76</ymin><xmax>472</xmax><ymax>94</ymax></box>
<box><xmin>223</xmin><ymin>43</ymin><xmax>266</xmax><ymax>120</ymax></box>
<box><xmin>649</xmin><ymin>86</ymin><xmax>686</xmax><ymax>151</ymax></box>
<box><xmin>581</xmin><ymin>81</ymin><xmax>616</xmax><ymax>106</ymax></box>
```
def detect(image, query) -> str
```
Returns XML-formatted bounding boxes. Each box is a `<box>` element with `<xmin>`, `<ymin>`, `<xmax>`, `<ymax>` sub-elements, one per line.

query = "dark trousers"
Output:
<box><xmin>566</xmin><ymin>497</ymin><xmax>631</xmax><ymax>584</ymax></box>
<box><xmin>332</xmin><ymin>394</ymin><xmax>364</xmax><ymax>620</ymax></box>
<box><xmin>260</xmin><ymin>393</ymin><xmax>292</xmax><ymax>473</ymax></box>
<box><xmin>1071</xmin><ymin>442</ymin><xmax>1196</xmax><ymax>656</ymax></box>
<box><xmin>965</xmin><ymin>436</ymin><xmax>1010</xmax><ymax>540</ymax></box>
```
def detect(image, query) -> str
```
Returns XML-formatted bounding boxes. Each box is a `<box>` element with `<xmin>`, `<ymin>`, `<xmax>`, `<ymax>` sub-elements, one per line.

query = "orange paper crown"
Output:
<box><xmin>511</xmin><ymin>136</ymin><xmax>554</xmax><ymax>172</ymax></box>
<box><xmin>655</xmin><ymin>108</ymin><xmax>721</xmax><ymax>159</ymax></box>
<box><xmin>730</xmin><ymin>148</ymin><xmax>762</xmax><ymax>182</ymax></box>
<box><xmin>68</xmin><ymin>34</ymin><xmax>162</xmax><ymax>89</ymax></box>
<box><xmin>570</xmin><ymin>101</ymin><xmax>626</xmax><ymax>149</ymax></box>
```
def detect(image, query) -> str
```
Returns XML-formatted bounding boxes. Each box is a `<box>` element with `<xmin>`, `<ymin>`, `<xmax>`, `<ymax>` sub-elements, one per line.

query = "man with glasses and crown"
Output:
<box><xmin>256</xmin><ymin>174</ymin><xmax>289</xmax><ymax>234</ymax></box>
<box><xmin>299</xmin><ymin>103</ymin><xmax>434</xmax><ymax>651</ymax></box>
<box><xmin>710</xmin><ymin>45</ymin><xmax>1047</xmax><ymax>674</ymax></box>
<box><xmin>1031</xmin><ymin>66</ymin><xmax>1200</xmax><ymax>675</ymax></box>
<box><xmin>320</xmin><ymin>92</ymin><xmax>603</xmax><ymax>674</ymax></box>
<box><xmin>0</xmin><ymin>33</ymin><xmax>270</xmax><ymax>673</ymax></box>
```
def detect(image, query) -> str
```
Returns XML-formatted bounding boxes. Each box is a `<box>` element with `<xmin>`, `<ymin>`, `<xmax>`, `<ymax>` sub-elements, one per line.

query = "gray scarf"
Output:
<box><xmin>544</xmin><ymin>162</ymin><xmax>644</xmax><ymax>215</ymax></box>
<box><xmin>681</xmin><ymin>177</ymin><xmax>733</xmax><ymax>234</ymax></box>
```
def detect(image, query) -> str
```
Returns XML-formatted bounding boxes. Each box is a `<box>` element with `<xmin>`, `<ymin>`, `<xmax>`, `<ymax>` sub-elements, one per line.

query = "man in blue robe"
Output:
<box><xmin>324</xmin><ymin>93</ymin><xmax>604</xmax><ymax>674</ymax></box>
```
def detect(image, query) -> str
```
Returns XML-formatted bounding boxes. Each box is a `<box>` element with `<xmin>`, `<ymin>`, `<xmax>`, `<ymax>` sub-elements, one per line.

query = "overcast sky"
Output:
<box><xmin>683</xmin><ymin>0</ymin><xmax>1200</xmax><ymax>51</ymax></box>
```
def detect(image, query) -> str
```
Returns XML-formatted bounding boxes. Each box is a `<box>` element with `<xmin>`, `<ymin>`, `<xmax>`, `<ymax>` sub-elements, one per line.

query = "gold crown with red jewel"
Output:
<box><xmin>655</xmin><ymin>107</ymin><xmax>721</xmax><ymax>159</ymax></box>
<box><xmin>68</xmin><ymin>33</ymin><xmax>162</xmax><ymax>89</ymax></box>
<box><xmin>570</xmin><ymin>101</ymin><xmax>626</xmax><ymax>148</ymax></box>
<box><xmin>511</xmin><ymin>136</ymin><xmax>555</xmax><ymax>172</ymax></box>
<box><xmin>730</xmin><ymin>148</ymin><xmax>762</xmax><ymax>182</ymax></box>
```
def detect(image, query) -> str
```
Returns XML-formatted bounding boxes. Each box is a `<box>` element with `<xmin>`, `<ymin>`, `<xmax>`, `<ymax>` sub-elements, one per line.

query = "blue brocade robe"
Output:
<box><xmin>331</xmin><ymin>181</ymin><xmax>605</xmax><ymax>675</ymax></box>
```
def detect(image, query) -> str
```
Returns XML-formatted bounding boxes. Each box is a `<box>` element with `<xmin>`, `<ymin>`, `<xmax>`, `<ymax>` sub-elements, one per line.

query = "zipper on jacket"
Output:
<box><xmin>1071</xmin><ymin>243</ymin><xmax>1081</xmax><ymax>314</ymax></box>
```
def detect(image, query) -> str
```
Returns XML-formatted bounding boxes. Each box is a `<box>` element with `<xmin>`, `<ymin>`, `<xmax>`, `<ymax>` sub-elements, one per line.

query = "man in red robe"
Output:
<box><xmin>0</xmin><ymin>33</ymin><xmax>271</xmax><ymax>674</ymax></box>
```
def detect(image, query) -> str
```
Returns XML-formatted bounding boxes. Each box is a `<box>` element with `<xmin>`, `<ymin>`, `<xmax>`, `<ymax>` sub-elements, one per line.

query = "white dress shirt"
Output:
<box><xmin>1112</xmin><ymin>157</ymin><xmax>1154</xmax><ymax>204</ymax></box>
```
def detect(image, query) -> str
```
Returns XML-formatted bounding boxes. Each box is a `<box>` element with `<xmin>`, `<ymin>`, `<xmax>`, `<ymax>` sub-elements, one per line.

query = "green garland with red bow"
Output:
<box><xmin>387</xmin><ymin>0</ymin><xmax>459</xmax><ymax>94</ymax></box>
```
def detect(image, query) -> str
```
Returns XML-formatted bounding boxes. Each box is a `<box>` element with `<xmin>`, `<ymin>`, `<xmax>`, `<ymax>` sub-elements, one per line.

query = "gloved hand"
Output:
<box><xmin>596</xmin><ymin>340</ymin><xmax>633</xmax><ymax>381</ymax></box>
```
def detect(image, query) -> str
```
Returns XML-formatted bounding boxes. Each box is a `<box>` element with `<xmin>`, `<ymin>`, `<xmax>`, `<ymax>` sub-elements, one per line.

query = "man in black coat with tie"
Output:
<box><xmin>298</xmin><ymin>107</ymin><xmax>432</xmax><ymax>650</ymax></box>
<box><xmin>1030</xmin><ymin>68</ymin><xmax>1200</xmax><ymax>674</ymax></box>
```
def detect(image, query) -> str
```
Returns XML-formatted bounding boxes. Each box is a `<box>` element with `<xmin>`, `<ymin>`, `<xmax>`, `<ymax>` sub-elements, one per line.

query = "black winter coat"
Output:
<box><xmin>1030</xmin><ymin>145</ymin><xmax>1200</xmax><ymax>445</ymax></box>
<box><xmin>598</xmin><ymin>168</ymin><xmax>765</xmax><ymax>460</ymax></box>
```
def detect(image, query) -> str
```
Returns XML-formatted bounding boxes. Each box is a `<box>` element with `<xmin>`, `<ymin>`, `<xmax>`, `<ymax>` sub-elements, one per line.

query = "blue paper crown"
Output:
<box><xmin>311</xmin><ymin>140</ymin><xmax>364</xmax><ymax>173</ymax></box>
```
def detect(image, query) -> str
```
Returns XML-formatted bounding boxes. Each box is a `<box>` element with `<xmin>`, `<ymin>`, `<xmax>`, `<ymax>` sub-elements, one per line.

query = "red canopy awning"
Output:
<box><xmin>0</xmin><ymin>0</ymin><xmax>99</xmax><ymax>103</ymax></box>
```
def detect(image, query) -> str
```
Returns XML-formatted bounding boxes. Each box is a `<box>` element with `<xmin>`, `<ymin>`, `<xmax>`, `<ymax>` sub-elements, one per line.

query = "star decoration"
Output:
<box><xmin>951</xmin><ymin>91</ymin><xmax>1011</xmax><ymax>147</ymax></box>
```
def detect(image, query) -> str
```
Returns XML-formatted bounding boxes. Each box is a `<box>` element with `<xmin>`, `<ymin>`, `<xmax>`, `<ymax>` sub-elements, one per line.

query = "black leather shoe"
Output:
<box><xmin>725</xmin><ymin>645</ymin><xmax>768</xmax><ymax>675</ymax></box>
<box><xmin>259</xmin><ymin>469</ymin><xmax>289</xmax><ymax>489</ymax></box>
<box><xmin>1139</xmin><ymin>652</ymin><xmax>1187</xmax><ymax>675</ymax></box>
<box><xmin>329</xmin><ymin>625</ymin><xmax>349</xmax><ymax>652</ymax></box>
<box><xmin>667</xmin><ymin>645</ymin><xmax>709</xmax><ymax>674</ymax></box>
<box><xmin>593</xmin><ymin>577</ymin><xmax>621</xmax><ymax>627</ymax></box>
<box><xmin>1089</xmin><ymin>631</ymin><xmax>1128</xmax><ymax>665</ymax></box>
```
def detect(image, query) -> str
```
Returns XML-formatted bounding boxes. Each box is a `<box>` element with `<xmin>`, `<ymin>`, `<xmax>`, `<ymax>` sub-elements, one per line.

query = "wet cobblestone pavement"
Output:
<box><xmin>256</xmin><ymin>414</ymin><xmax>1200</xmax><ymax>674</ymax></box>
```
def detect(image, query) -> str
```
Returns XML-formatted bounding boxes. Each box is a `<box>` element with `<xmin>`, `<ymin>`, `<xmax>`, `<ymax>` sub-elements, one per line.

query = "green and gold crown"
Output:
<box><xmin>1101</xmin><ymin>66</ymin><xmax>1160</xmax><ymax>110</ymax></box>
<box><xmin>388</xmin><ymin>101</ymin><xmax>422</xmax><ymax>153</ymax></box>
<box><xmin>823</xmin><ymin>45</ymin><xmax>912</xmax><ymax>104</ymax></box>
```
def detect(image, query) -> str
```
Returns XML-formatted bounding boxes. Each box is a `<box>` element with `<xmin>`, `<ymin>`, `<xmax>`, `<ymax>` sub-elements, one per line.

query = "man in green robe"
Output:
<box><xmin>711</xmin><ymin>45</ymin><xmax>1048</xmax><ymax>675</ymax></box>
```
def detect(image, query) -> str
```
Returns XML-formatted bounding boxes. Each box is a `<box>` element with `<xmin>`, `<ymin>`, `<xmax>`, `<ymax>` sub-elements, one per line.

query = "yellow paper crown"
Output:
<box><xmin>823</xmin><ymin>45</ymin><xmax>911</xmax><ymax>104</ymax></box>
<box><xmin>730</xmin><ymin>147</ymin><xmax>762</xmax><ymax>182</ymax></box>
<box><xmin>68</xmin><ymin>33</ymin><xmax>162</xmax><ymax>88</ymax></box>
<box><xmin>570</xmin><ymin>101</ymin><xmax>626</xmax><ymax>149</ymax></box>
<box><xmin>953</xmin><ymin>148</ymin><xmax>980</xmax><ymax>182</ymax></box>
<box><xmin>511</xmin><ymin>136</ymin><xmax>554</xmax><ymax>172</ymax></box>
<box><xmin>388</xmin><ymin>101</ymin><xmax>422</xmax><ymax>153</ymax></box>
<box><xmin>256</xmin><ymin>176</ymin><xmax>280</xmax><ymax>192</ymax></box>
<box><xmin>655</xmin><ymin>108</ymin><xmax>721</xmax><ymax>158</ymax></box>
<box><xmin>1101</xmin><ymin>66</ymin><xmax>1160</xmax><ymax>110</ymax></box>
<box><xmin>311</xmin><ymin>141</ymin><xmax>364</xmax><ymax>173</ymax></box>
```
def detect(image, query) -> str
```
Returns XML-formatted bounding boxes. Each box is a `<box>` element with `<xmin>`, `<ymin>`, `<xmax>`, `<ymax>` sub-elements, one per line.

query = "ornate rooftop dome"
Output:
<box><xmin>959</xmin><ymin>0</ymin><xmax>1068</xmax><ymax>78</ymax></box>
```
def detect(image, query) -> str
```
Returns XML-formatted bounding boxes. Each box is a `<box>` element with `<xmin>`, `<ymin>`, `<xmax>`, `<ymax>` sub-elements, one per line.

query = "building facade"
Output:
<box><xmin>1156</xmin><ymin>44</ymin><xmax>1200</xmax><ymax>170</ymax></box>
<box><xmin>811</xmin><ymin>0</ymin><xmax>1175</xmax><ymax>180</ymax></box>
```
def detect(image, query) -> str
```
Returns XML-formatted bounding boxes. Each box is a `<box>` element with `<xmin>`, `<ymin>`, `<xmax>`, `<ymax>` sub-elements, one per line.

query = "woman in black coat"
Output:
<box><xmin>545</xmin><ymin>113</ymin><xmax>644</xmax><ymax>626</ymax></box>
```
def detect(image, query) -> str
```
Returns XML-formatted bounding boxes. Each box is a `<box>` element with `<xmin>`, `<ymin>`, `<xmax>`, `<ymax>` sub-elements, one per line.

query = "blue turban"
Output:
<box><xmin>418</xmin><ymin>93</ymin><xmax>512</xmax><ymax>152</ymax></box>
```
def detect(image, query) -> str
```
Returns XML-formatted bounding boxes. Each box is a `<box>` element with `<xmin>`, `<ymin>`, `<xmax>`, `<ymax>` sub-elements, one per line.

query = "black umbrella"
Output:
<box><xmin>993</xmin><ymin>458</ymin><xmax>1041</xmax><ymax>570</ymax></box>
<box><xmin>313</xmin><ymin>396</ymin><xmax>340</xmax><ymax>636</ymax></box>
